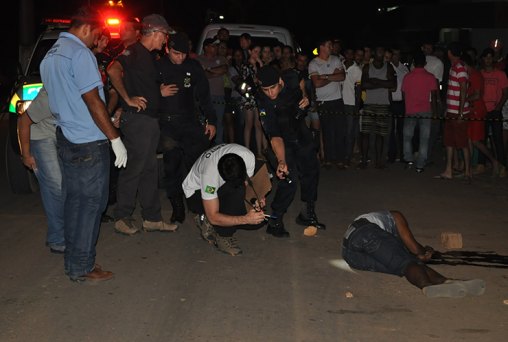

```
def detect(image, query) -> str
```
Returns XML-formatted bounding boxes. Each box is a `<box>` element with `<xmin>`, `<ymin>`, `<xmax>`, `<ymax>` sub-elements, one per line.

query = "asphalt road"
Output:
<box><xmin>1</xmin><ymin>115</ymin><xmax>507</xmax><ymax>342</ymax></box>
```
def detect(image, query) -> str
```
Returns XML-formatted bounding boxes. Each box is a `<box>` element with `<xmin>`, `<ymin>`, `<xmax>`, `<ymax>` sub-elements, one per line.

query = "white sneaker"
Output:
<box><xmin>445</xmin><ymin>279</ymin><xmax>486</xmax><ymax>296</ymax></box>
<box><xmin>422</xmin><ymin>282</ymin><xmax>466</xmax><ymax>298</ymax></box>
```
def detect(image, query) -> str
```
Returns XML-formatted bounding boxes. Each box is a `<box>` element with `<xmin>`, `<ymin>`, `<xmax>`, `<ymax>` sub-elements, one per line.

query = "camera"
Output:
<box><xmin>237</xmin><ymin>81</ymin><xmax>254</xmax><ymax>99</ymax></box>
<box><xmin>236</xmin><ymin>80</ymin><xmax>257</xmax><ymax>110</ymax></box>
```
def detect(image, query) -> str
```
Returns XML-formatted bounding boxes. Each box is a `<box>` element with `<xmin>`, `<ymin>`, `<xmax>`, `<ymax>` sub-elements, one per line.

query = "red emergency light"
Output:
<box><xmin>105</xmin><ymin>16</ymin><xmax>121</xmax><ymax>38</ymax></box>
<box><xmin>42</xmin><ymin>18</ymin><xmax>72</xmax><ymax>26</ymax></box>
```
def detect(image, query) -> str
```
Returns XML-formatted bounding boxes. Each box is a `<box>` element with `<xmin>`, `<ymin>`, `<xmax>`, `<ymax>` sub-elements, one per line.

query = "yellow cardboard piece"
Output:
<box><xmin>245</xmin><ymin>163</ymin><xmax>272</xmax><ymax>211</ymax></box>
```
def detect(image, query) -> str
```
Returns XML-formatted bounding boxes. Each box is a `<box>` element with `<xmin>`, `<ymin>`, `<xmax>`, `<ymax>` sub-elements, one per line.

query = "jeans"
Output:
<box><xmin>403</xmin><ymin>114</ymin><xmax>432</xmax><ymax>169</ymax></box>
<box><xmin>31</xmin><ymin>136</ymin><xmax>65</xmax><ymax>248</ymax></box>
<box><xmin>56</xmin><ymin>128</ymin><xmax>110</xmax><ymax>279</ymax></box>
<box><xmin>341</xmin><ymin>222</ymin><xmax>418</xmax><ymax>277</ymax></box>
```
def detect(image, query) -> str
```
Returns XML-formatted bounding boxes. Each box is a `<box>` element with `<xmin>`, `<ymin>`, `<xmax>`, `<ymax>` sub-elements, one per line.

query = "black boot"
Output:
<box><xmin>170</xmin><ymin>195</ymin><xmax>186</xmax><ymax>223</ymax></box>
<box><xmin>266</xmin><ymin>217</ymin><xmax>290</xmax><ymax>238</ymax></box>
<box><xmin>295</xmin><ymin>202</ymin><xmax>326</xmax><ymax>230</ymax></box>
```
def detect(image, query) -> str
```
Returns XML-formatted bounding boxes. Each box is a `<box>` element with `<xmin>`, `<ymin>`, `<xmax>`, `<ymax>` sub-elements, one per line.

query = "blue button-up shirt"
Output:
<box><xmin>40</xmin><ymin>32</ymin><xmax>107</xmax><ymax>143</ymax></box>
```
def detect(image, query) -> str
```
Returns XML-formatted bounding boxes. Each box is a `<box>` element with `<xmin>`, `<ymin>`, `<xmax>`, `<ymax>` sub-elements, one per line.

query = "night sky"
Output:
<box><xmin>26</xmin><ymin>0</ymin><xmax>416</xmax><ymax>51</ymax></box>
<box><xmin>0</xmin><ymin>0</ymin><xmax>439</xmax><ymax>99</ymax></box>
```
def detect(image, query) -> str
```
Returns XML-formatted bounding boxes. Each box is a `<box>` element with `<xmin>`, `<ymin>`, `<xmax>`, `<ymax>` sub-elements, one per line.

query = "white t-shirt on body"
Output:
<box><xmin>308</xmin><ymin>55</ymin><xmax>344</xmax><ymax>101</ymax></box>
<box><xmin>182</xmin><ymin>143</ymin><xmax>256</xmax><ymax>200</ymax></box>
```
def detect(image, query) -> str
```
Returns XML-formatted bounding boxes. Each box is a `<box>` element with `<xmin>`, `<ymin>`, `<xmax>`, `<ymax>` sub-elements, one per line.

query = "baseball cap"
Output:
<box><xmin>257</xmin><ymin>66</ymin><xmax>281</xmax><ymax>87</ymax></box>
<box><xmin>142</xmin><ymin>14</ymin><xmax>172</xmax><ymax>34</ymax></box>
<box><xmin>169</xmin><ymin>32</ymin><xmax>190</xmax><ymax>54</ymax></box>
<box><xmin>203</xmin><ymin>38</ymin><xmax>220</xmax><ymax>47</ymax></box>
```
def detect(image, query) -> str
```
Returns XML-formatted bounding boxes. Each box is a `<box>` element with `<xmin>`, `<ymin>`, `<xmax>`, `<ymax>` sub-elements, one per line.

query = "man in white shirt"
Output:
<box><xmin>422</xmin><ymin>43</ymin><xmax>444</xmax><ymax>84</ymax></box>
<box><xmin>308</xmin><ymin>37</ymin><xmax>346</xmax><ymax>168</ymax></box>
<box><xmin>183</xmin><ymin>143</ymin><xmax>266</xmax><ymax>256</ymax></box>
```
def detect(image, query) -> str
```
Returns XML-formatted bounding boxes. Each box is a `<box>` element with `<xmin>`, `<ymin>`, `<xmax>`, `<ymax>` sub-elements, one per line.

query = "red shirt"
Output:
<box><xmin>481</xmin><ymin>68</ymin><xmax>508</xmax><ymax>112</ymax></box>
<box><xmin>468</xmin><ymin>68</ymin><xmax>487</xmax><ymax>119</ymax></box>
<box><xmin>401</xmin><ymin>67</ymin><xmax>438</xmax><ymax>115</ymax></box>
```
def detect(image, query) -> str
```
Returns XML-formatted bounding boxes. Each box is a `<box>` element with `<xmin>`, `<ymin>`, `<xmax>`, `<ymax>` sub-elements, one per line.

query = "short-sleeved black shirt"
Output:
<box><xmin>115</xmin><ymin>41</ymin><xmax>160</xmax><ymax>117</ymax></box>
<box><xmin>156</xmin><ymin>57</ymin><xmax>217</xmax><ymax>125</ymax></box>
<box><xmin>257</xmin><ymin>84</ymin><xmax>303</xmax><ymax>142</ymax></box>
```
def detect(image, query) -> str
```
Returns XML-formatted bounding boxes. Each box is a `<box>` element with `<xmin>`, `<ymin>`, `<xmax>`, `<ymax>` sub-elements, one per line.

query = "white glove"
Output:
<box><xmin>110</xmin><ymin>137</ymin><xmax>127</xmax><ymax>168</ymax></box>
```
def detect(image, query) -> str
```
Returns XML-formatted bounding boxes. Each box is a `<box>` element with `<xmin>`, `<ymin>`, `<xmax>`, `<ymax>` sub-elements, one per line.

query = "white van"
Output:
<box><xmin>195</xmin><ymin>23</ymin><xmax>300</xmax><ymax>55</ymax></box>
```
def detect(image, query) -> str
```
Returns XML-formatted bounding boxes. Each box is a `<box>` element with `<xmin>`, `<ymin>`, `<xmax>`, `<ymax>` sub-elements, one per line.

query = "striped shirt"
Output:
<box><xmin>446</xmin><ymin>61</ymin><xmax>470</xmax><ymax>115</ymax></box>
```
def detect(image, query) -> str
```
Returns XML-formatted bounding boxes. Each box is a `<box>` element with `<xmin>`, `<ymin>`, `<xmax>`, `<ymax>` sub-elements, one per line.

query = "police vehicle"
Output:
<box><xmin>195</xmin><ymin>23</ymin><xmax>300</xmax><ymax>55</ymax></box>
<box><xmin>5</xmin><ymin>14</ymin><xmax>123</xmax><ymax>194</ymax></box>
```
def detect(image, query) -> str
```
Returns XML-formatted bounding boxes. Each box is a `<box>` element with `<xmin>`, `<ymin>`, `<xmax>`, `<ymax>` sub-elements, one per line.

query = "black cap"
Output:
<box><xmin>169</xmin><ymin>32</ymin><xmax>190</xmax><ymax>54</ymax></box>
<box><xmin>203</xmin><ymin>38</ymin><xmax>220</xmax><ymax>47</ymax></box>
<box><xmin>257</xmin><ymin>66</ymin><xmax>281</xmax><ymax>87</ymax></box>
<box><xmin>142</xmin><ymin>14</ymin><xmax>171</xmax><ymax>34</ymax></box>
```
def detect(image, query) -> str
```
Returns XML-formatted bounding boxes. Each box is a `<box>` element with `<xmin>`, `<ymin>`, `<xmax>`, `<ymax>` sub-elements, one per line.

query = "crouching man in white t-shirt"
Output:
<box><xmin>182</xmin><ymin>143</ymin><xmax>267</xmax><ymax>255</ymax></box>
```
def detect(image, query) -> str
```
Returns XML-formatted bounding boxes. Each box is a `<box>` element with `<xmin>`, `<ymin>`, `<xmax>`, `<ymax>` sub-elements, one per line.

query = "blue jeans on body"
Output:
<box><xmin>341</xmin><ymin>220</ymin><xmax>419</xmax><ymax>277</ymax></box>
<box><xmin>31</xmin><ymin>136</ymin><xmax>65</xmax><ymax>249</ymax></box>
<box><xmin>56</xmin><ymin>128</ymin><xmax>110</xmax><ymax>280</ymax></box>
<box><xmin>403</xmin><ymin>113</ymin><xmax>432</xmax><ymax>169</ymax></box>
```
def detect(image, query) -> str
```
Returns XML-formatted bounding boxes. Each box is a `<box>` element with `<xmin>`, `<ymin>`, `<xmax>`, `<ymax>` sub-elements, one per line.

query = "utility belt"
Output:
<box><xmin>342</xmin><ymin>218</ymin><xmax>371</xmax><ymax>248</ymax></box>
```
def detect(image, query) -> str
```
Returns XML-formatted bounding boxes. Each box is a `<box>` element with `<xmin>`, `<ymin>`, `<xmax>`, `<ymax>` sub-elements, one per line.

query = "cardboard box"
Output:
<box><xmin>245</xmin><ymin>163</ymin><xmax>272</xmax><ymax>212</ymax></box>
<box><xmin>441</xmin><ymin>232</ymin><xmax>463</xmax><ymax>249</ymax></box>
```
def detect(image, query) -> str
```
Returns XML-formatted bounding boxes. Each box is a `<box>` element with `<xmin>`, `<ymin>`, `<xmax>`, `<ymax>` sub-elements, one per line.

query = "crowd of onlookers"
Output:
<box><xmin>183</xmin><ymin>29</ymin><xmax>508</xmax><ymax>181</ymax></box>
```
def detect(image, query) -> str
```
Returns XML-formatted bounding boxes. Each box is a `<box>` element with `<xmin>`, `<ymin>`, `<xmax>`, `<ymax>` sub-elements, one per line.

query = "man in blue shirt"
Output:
<box><xmin>40</xmin><ymin>6</ymin><xmax>127</xmax><ymax>283</ymax></box>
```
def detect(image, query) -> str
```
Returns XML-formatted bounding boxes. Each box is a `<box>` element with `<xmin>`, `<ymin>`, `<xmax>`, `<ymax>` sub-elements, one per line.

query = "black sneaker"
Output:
<box><xmin>415</xmin><ymin>167</ymin><xmax>424</xmax><ymax>173</ymax></box>
<box><xmin>405</xmin><ymin>161</ymin><xmax>414</xmax><ymax>170</ymax></box>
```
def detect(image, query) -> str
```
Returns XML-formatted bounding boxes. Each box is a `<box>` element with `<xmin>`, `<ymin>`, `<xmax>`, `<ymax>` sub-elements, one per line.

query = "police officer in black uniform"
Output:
<box><xmin>256</xmin><ymin>65</ymin><xmax>326</xmax><ymax>238</ymax></box>
<box><xmin>107</xmin><ymin>14</ymin><xmax>177</xmax><ymax>235</ymax></box>
<box><xmin>156</xmin><ymin>31</ymin><xmax>217</xmax><ymax>223</ymax></box>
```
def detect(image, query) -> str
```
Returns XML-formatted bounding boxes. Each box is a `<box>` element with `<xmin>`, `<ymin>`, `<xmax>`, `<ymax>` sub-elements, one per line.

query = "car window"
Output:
<box><xmin>27</xmin><ymin>39</ymin><xmax>57</xmax><ymax>76</ymax></box>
